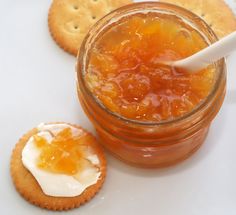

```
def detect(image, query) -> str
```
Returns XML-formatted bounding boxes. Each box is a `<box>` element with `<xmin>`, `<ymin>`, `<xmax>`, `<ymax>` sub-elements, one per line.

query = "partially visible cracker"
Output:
<box><xmin>10</xmin><ymin>123</ymin><xmax>106</xmax><ymax>211</ymax></box>
<box><xmin>161</xmin><ymin>0</ymin><xmax>236</xmax><ymax>38</ymax></box>
<box><xmin>48</xmin><ymin>0</ymin><xmax>132</xmax><ymax>56</ymax></box>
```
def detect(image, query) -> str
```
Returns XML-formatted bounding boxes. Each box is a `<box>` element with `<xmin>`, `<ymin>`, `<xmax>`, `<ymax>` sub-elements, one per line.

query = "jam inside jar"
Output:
<box><xmin>77</xmin><ymin>2</ymin><xmax>226</xmax><ymax>168</ymax></box>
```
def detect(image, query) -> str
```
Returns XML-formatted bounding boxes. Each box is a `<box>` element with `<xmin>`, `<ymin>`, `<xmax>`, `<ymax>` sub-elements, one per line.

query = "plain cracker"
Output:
<box><xmin>48</xmin><ymin>0</ymin><xmax>132</xmax><ymax>56</ymax></box>
<box><xmin>10</xmin><ymin>123</ymin><xmax>106</xmax><ymax>211</ymax></box>
<box><xmin>161</xmin><ymin>0</ymin><xmax>236</xmax><ymax>38</ymax></box>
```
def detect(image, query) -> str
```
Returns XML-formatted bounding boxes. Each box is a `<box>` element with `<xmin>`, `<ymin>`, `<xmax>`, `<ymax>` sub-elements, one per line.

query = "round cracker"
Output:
<box><xmin>10</xmin><ymin>122</ymin><xmax>106</xmax><ymax>211</ymax></box>
<box><xmin>161</xmin><ymin>0</ymin><xmax>236</xmax><ymax>38</ymax></box>
<box><xmin>48</xmin><ymin>0</ymin><xmax>132</xmax><ymax>56</ymax></box>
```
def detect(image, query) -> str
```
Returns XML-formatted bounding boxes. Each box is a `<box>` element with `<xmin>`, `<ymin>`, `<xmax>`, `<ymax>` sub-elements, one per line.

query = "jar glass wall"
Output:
<box><xmin>76</xmin><ymin>2</ymin><xmax>226</xmax><ymax>168</ymax></box>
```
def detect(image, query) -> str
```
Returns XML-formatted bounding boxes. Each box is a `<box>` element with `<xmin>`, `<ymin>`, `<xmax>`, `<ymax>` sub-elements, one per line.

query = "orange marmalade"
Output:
<box><xmin>77</xmin><ymin>2</ymin><xmax>226</xmax><ymax>167</ymax></box>
<box><xmin>85</xmin><ymin>13</ymin><xmax>214</xmax><ymax>121</ymax></box>
<box><xmin>34</xmin><ymin>128</ymin><xmax>92</xmax><ymax>175</ymax></box>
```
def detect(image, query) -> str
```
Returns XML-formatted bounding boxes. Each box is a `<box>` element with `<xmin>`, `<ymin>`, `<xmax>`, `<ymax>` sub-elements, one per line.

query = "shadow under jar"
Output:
<box><xmin>76</xmin><ymin>2</ymin><xmax>226</xmax><ymax>168</ymax></box>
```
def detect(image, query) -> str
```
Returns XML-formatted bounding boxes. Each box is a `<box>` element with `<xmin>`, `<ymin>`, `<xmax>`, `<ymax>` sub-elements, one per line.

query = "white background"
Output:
<box><xmin>0</xmin><ymin>0</ymin><xmax>236</xmax><ymax>214</ymax></box>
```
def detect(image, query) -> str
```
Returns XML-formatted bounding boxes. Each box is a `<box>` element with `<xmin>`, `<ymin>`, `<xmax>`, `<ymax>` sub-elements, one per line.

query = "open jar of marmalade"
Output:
<box><xmin>76</xmin><ymin>2</ymin><xmax>226</xmax><ymax>168</ymax></box>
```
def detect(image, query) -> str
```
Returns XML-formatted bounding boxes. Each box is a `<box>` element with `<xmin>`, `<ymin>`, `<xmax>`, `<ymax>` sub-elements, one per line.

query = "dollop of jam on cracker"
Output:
<box><xmin>34</xmin><ymin>128</ymin><xmax>94</xmax><ymax>175</ymax></box>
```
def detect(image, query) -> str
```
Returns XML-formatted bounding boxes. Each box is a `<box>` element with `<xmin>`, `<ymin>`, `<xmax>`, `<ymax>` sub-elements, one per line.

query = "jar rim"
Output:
<box><xmin>77</xmin><ymin>1</ymin><xmax>225</xmax><ymax>126</ymax></box>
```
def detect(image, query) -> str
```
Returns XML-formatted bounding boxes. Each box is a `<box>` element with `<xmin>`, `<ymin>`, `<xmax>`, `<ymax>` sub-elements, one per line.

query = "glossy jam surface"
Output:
<box><xmin>34</xmin><ymin>128</ymin><xmax>93</xmax><ymax>175</ymax></box>
<box><xmin>85</xmin><ymin>13</ymin><xmax>215</xmax><ymax>121</ymax></box>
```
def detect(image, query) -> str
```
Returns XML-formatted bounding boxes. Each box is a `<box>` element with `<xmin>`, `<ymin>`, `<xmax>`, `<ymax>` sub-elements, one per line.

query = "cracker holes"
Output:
<box><xmin>93</xmin><ymin>0</ymin><xmax>98</xmax><ymax>2</ymax></box>
<box><xmin>201</xmin><ymin>13</ymin><xmax>205</xmax><ymax>17</ymax></box>
<box><xmin>92</xmin><ymin>15</ymin><xmax>97</xmax><ymax>20</ymax></box>
<box><xmin>73</xmin><ymin>5</ymin><xmax>79</xmax><ymax>10</ymax></box>
<box><xmin>74</xmin><ymin>24</ymin><xmax>79</xmax><ymax>30</ymax></box>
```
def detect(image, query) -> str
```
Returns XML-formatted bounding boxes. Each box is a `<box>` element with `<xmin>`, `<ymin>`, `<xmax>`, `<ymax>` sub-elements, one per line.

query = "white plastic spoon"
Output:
<box><xmin>166</xmin><ymin>31</ymin><xmax>236</xmax><ymax>73</ymax></box>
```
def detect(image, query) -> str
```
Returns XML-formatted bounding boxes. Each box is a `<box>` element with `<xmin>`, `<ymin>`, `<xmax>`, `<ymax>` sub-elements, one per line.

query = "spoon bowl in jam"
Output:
<box><xmin>164</xmin><ymin>31</ymin><xmax>236</xmax><ymax>72</ymax></box>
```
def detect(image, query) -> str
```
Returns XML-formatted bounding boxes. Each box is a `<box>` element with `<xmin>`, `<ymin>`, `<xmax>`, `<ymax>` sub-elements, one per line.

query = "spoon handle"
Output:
<box><xmin>173</xmin><ymin>31</ymin><xmax>236</xmax><ymax>72</ymax></box>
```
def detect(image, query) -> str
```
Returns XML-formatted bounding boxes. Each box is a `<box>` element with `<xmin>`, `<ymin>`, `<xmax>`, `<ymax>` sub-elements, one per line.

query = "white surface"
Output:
<box><xmin>0</xmin><ymin>1</ymin><xmax>236</xmax><ymax>214</ymax></box>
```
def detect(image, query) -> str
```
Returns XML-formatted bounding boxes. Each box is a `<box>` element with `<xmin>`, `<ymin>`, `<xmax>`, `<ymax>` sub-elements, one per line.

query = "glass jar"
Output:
<box><xmin>76</xmin><ymin>2</ymin><xmax>226</xmax><ymax>168</ymax></box>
